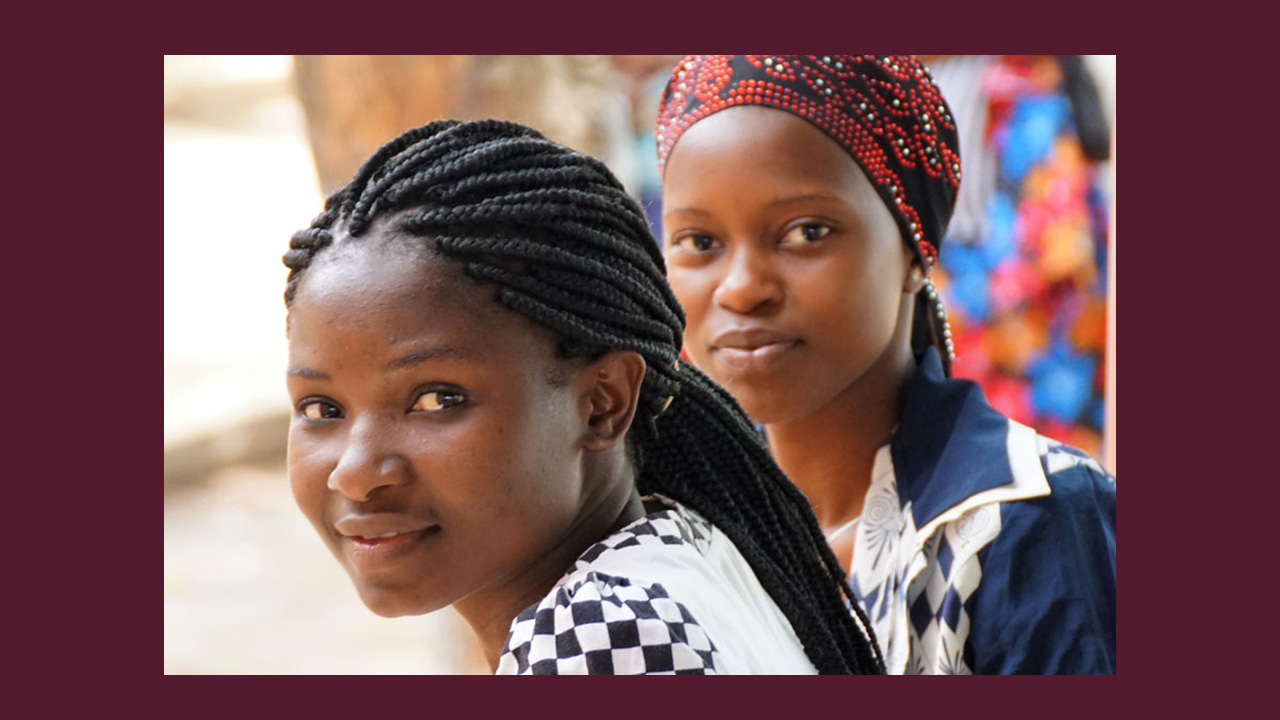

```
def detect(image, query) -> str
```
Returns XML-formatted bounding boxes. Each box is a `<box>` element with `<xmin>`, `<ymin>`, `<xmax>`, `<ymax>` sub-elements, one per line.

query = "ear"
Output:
<box><xmin>576</xmin><ymin>350</ymin><xmax>646</xmax><ymax>452</ymax></box>
<box><xmin>903</xmin><ymin>262</ymin><xmax>927</xmax><ymax>294</ymax></box>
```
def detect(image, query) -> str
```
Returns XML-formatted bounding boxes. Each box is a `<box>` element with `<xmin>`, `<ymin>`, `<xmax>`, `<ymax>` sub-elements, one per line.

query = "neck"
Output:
<box><xmin>766</xmin><ymin>343</ymin><xmax>916</xmax><ymax>530</ymax></box>
<box><xmin>452</xmin><ymin>457</ymin><xmax>644</xmax><ymax>672</ymax></box>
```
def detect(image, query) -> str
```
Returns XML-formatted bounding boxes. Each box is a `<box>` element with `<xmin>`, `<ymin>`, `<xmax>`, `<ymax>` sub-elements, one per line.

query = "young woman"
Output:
<box><xmin>281</xmin><ymin>118</ymin><xmax>883</xmax><ymax>674</ymax></box>
<box><xmin>656</xmin><ymin>55</ymin><xmax>1115</xmax><ymax>674</ymax></box>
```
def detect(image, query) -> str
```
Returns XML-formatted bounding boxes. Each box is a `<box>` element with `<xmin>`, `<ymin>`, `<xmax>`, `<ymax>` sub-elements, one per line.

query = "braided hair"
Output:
<box><xmin>283</xmin><ymin>119</ymin><xmax>884</xmax><ymax>675</ymax></box>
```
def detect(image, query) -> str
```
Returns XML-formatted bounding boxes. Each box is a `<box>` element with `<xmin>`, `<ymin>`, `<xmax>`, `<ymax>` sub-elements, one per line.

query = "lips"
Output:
<box><xmin>350</xmin><ymin>530</ymin><xmax>423</xmax><ymax>546</ymax></box>
<box><xmin>336</xmin><ymin>514</ymin><xmax>437</xmax><ymax>539</ymax></box>
<box><xmin>711</xmin><ymin>327</ymin><xmax>800</xmax><ymax>372</ymax></box>
<box><xmin>336</xmin><ymin>514</ymin><xmax>439</xmax><ymax>555</ymax></box>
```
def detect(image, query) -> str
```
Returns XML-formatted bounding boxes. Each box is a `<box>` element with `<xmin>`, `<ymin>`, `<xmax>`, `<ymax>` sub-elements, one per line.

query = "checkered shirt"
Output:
<box><xmin>496</xmin><ymin>505</ymin><xmax>721</xmax><ymax>674</ymax></box>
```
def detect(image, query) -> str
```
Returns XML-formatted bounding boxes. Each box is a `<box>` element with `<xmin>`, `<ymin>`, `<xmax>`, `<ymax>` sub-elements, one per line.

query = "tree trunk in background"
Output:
<box><xmin>293</xmin><ymin>55</ymin><xmax>468</xmax><ymax>196</ymax></box>
<box><xmin>292</xmin><ymin>55</ymin><xmax>633</xmax><ymax>198</ymax></box>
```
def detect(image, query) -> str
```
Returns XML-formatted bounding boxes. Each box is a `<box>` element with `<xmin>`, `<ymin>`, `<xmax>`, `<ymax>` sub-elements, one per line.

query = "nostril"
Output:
<box><xmin>713</xmin><ymin>252</ymin><xmax>784</xmax><ymax>314</ymax></box>
<box><xmin>715</xmin><ymin>281</ymin><xmax>784</xmax><ymax>316</ymax></box>
<box><xmin>329</xmin><ymin>449</ymin><xmax>408</xmax><ymax>501</ymax></box>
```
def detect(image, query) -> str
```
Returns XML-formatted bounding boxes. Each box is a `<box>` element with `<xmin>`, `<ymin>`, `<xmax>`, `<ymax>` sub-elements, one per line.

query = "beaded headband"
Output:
<box><xmin>656</xmin><ymin>55</ymin><xmax>961</xmax><ymax>269</ymax></box>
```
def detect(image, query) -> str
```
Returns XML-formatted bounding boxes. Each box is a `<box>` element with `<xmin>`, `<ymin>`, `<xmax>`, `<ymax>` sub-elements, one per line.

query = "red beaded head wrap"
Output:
<box><xmin>656</xmin><ymin>54</ymin><xmax>961</xmax><ymax>370</ymax></box>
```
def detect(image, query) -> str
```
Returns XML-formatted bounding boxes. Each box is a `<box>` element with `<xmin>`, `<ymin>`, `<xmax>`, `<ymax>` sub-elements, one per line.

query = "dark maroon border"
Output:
<box><xmin>159</xmin><ymin>10</ymin><xmax>1136</xmax><ymax>716</ymax></box>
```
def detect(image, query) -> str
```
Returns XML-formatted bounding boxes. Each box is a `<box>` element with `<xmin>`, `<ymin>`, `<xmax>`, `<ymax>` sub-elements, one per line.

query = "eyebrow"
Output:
<box><xmin>765</xmin><ymin>193</ymin><xmax>843</xmax><ymax>207</ymax></box>
<box><xmin>287</xmin><ymin>366</ymin><xmax>330</xmax><ymax>380</ymax></box>
<box><xmin>287</xmin><ymin>347</ymin><xmax>473</xmax><ymax>380</ymax></box>
<box><xmin>386</xmin><ymin>346</ymin><xmax>473</xmax><ymax>371</ymax></box>
<box><xmin>663</xmin><ymin>205</ymin><xmax>711</xmax><ymax>217</ymax></box>
<box><xmin>665</xmin><ymin>193</ymin><xmax>843</xmax><ymax>217</ymax></box>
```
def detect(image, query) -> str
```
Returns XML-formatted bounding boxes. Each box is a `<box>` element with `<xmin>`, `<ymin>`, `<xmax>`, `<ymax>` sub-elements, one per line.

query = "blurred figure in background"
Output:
<box><xmin>924</xmin><ymin>55</ymin><xmax>1111</xmax><ymax>458</ymax></box>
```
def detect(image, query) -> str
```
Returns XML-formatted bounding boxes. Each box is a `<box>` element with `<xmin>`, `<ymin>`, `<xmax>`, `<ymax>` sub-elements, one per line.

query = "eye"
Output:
<box><xmin>670</xmin><ymin>232</ymin><xmax>720</xmax><ymax>253</ymax></box>
<box><xmin>299</xmin><ymin>399</ymin><xmax>342</xmax><ymax>420</ymax></box>
<box><xmin>411</xmin><ymin>389</ymin><xmax>467</xmax><ymax>413</ymax></box>
<box><xmin>779</xmin><ymin>223</ymin><xmax>833</xmax><ymax>246</ymax></box>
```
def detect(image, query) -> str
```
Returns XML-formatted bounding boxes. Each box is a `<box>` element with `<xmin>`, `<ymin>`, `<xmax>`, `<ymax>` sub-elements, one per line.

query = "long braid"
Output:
<box><xmin>283</xmin><ymin>119</ymin><xmax>885</xmax><ymax>674</ymax></box>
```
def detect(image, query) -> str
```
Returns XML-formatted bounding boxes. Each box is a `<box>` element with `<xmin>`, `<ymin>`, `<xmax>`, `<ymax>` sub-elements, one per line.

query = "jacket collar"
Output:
<box><xmin>890</xmin><ymin>347</ymin><xmax>1048</xmax><ymax>532</ymax></box>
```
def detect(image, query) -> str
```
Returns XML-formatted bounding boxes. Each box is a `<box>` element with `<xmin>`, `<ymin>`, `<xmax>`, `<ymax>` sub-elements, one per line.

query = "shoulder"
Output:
<box><xmin>495</xmin><ymin>570</ymin><xmax>720</xmax><ymax>675</ymax></box>
<box><xmin>568</xmin><ymin>499</ymin><xmax>716</xmax><ymax>574</ymax></box>
<box><xmin>1036</xmin><ymin>435</ymin><xmax>1115</xmax><ymax>492</ymax></box>
<box><xmin>964</xmin><ymin>435</ymin><xmax>1116</xmax><ymax>674</ymax></box>
<box><xmin>1009</xmin><ymin>434</ymin><xmax>1116</xmax><ymax>535</ymax></box>
<box><xmin>981</xmin><ymin>434</ymin><xmax>1116</xmax><ymax>598</ymax></box>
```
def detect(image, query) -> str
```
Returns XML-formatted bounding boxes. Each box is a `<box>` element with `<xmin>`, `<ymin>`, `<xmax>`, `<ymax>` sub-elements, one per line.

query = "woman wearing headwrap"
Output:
<box><xmin>656</xmin><ymin>55</ymin><xmax>1115</xmax><ymax>674</ymax></box>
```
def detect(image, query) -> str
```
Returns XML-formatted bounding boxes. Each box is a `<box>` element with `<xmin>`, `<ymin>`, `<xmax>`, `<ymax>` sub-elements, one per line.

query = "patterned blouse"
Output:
<box><xmin>496</xmin><ymin>496</ymin><xmax>818</xmax><ymax>675</ymax></box>
<box><xmin>849</xmin><ymin>347</ymin><xmax>1116</xmax><ymax>674</ymax></box>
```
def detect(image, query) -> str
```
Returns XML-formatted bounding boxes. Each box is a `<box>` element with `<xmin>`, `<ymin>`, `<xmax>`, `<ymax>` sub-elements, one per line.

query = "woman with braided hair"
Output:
<box><xmin>282</xmin><ymin>118</ymin><xmax>883</xmax><ymax>674</ymax></box>
<box><xmin>656</xmin><ymin>55</ymin><xmax>1115</xmax><ymax>674</ymax></box>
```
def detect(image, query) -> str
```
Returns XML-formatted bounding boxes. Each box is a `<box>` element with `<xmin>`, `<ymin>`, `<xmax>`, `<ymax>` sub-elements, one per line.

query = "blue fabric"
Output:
<box><xmin>964</xmin><ymin>468</ymin><xmax>1117</xmax><ymax>674</ymax></box>
<box><xmin>890</xmin><ymin>347</ymin><xmax>1116</xmax><ymax>674</ymax></box>
<box><xmin>892</xmin><ymin>347</ymin><xmax>1014</xmax><ymax>529</ymax></box>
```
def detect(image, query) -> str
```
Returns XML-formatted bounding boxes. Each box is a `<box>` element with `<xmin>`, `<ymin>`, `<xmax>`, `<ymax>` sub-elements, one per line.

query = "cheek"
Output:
<box><xmin>439</xmin><ymin>396</ymin><xmax>581</xmax><ymax>519</ymax></box>
<box><xmin>666</xmin><ymin>266</ymin><xmax>715</xmax><ymax>348</ymax></box>
<box><xmin>286</xmin><ymin>428</ymin><xmax>335</xmax><ymax>529</ymax></box>
<box><xmin>793</xmin><ymin>251</ymin><xmax>897</xmax><ymax>345</ymax></box>
<box><xmin>666</xmin><ymin>260</ymin><xmax>715</xmax><ymax>305</ymax></box>
<box><xmin>287</xmin><ymin>424</ymin><xmax>311</xmax><ymax>480</ymax></box>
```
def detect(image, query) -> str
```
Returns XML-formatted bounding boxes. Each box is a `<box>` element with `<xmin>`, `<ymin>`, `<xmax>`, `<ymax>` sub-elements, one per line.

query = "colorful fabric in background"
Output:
<box><xmin>928</xmin><ymin>56</ymin><xmax>1110</xmax><ymax>458</ymax></box>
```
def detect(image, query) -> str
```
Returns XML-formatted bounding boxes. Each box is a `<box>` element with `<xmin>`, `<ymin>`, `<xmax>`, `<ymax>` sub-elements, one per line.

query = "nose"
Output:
<box><xmin>712</xmin><ymin>244</ymin><xmax>784</xmax><ymax>315</ymax></box>
<box><xmin>328</xmin><ymin>415</ymin><xmax>411</xmax><ymax>502</ymax></box>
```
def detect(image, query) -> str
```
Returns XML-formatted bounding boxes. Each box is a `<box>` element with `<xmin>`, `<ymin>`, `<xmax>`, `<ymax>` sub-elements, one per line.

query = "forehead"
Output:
<box><xmin>288</xmin><ymin>231</ymin><xmax>556</xmax><ymax>362</ymax></box>
<box><xmin>664</xmin><ymin>106</ymin><xmax>871</xmax><ymax>197</ymax></box>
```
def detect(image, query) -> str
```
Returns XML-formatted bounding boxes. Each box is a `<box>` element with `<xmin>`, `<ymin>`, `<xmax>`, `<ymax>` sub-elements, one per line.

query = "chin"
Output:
<box><xmin>731</xmin><ymin>376</ymin><xmax>845</xmax><ymax>428</ymax></box>
<box><xmin>727</xmin><ymin>383</ymin><xmax>807</xmax><ymax>426</ymax></box>
<box><xmin>353</xmin><ymin>581</ymin><xmax>447</xmax><ymax>618</ymax></box>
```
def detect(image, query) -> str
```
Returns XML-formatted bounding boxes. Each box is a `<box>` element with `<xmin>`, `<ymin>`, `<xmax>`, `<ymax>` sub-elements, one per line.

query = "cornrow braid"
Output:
<box><xmin>283</xmin><ymin>119</ymin><xmax>885</xmax><ymax>674</ymax></box>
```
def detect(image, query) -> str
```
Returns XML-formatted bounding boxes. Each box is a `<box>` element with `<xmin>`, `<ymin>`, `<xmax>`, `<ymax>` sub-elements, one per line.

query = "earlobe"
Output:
<box><xmin>905</xmin><ymin>264</ymin><xmax>927</xmax><ymax>294</ymax></box>
<box><xmin>580</xmin><ymin>351</ymin><xmax>646</xmax><ymax>452</ymax></box>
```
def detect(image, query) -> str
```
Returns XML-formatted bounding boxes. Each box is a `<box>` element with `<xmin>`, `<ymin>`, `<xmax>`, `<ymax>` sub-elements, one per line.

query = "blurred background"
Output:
<box><xmin>163</xmin><ymin>55</ymin><xmax>1116</xmax><ymax>674</ymax></box>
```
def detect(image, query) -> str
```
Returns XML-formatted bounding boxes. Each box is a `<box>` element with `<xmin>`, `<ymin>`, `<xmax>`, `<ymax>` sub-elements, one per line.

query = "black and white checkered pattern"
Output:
<box><xmin>496</xmin><ymin>505</ymin><xmax>721</xmax><ymax>675</ymax></box>
<box><xmin>570</xmin><ymin>503</ymin><xmax>714</xmax><ymax>572</ymax></box>
<box><xmin>499</xmin><ymin>572</ymin><xmax>719</xmax><ymax>675</ymax></box>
